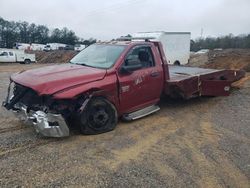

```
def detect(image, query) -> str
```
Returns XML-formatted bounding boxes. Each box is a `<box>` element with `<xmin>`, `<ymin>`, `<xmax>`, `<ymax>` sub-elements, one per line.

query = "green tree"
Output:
<box><xmin>0</xmin><ymin>19</ymin><xmax>18</xmax><ymax>48</ymax></box>
<box><xmin>17</xmin><ymin>21</ymin><xmax>29</xmax><ymax>43</ymax></box>
<box><xmin>50</xmin><ymin>28</ymin><xmax>62</xmax><ymax>43</ymax></box>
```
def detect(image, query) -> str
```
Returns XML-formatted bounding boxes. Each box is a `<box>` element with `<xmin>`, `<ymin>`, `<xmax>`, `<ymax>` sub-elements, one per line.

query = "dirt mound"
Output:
<box><xmin>33</xmin><ymin>50</ymin><xmax>78</xmax><ymax>64</ymax></box>
<box><xmin>189</xmin><ymin>49</ymin><xmax>250</xmax><ymax>72</ymax></box>
<box><xmin>188</xmin><ymin>53</ymin><xmax>208</xmax><ymax>67</ymax></box>
<box><xmin>232</xmin><ymin>73</ymin><xmax>250</xmax><ymax>89</ymax></box>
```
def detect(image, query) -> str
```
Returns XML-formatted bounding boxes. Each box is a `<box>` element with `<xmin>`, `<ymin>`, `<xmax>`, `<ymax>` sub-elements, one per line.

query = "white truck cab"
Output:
<box><xmin>0</xmin><ymin>49</ymin><xmax>36</xmax><ymax>64</ymax></box>
<box><xmin>74</xmin><ymin>44</ymin><xmax>86</xmax><ymax>51</ymax></box>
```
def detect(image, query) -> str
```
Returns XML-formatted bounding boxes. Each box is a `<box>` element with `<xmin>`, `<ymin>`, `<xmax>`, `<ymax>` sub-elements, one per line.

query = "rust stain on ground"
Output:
<box><xmin>104</xmin><ymin>116</ymin><xmax>179</xmax><ymax>169</ymax></box>
<box><xmin>174</xmin><ymin>117</ymin><xmax>249</xmax><ymax>188</ymax></box>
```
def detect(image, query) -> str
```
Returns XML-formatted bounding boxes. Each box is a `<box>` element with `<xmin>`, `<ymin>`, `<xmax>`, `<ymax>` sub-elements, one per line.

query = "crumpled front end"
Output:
<box><xmin>2</xmin><ymin>81</ymin><xmax>70</xmax><ymax>137</ymax></box>
<box><xmin>13</xmin><ymin>103</ymin><xmax>69</xmax><ymax>137</ymax></box>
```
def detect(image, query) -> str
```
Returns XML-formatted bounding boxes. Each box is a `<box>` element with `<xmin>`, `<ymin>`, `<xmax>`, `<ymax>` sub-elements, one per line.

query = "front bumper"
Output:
<box><xmin>12</xmin><ymin>103</ymin><xmax>69</xmax><ymax>137</ymax></box>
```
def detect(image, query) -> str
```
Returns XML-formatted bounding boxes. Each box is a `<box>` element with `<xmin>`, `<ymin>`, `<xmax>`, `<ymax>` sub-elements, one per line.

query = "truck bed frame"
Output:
<box><xmin>165</xmin><ymin>65</ymin><xmax>245</xmax><ymax>99</ymax></box>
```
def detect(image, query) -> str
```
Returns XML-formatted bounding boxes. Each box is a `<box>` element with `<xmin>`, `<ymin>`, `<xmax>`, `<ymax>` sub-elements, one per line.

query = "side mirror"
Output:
<box><xmin>119</xmin><ymin>63</ymin><xmax>143</xmax><ymax>74</ymax></box>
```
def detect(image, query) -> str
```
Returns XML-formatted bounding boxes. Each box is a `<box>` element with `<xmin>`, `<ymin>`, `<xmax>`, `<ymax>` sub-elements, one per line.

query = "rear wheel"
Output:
<box><xmin>79</xmin><ymin>98</ymin><xmax>118</xmax><ymax>135</ymax></box>
<box><xmin>24</xmin><ymin>59</ymin><xmax>31</xmax><ymax>64</ymax></box>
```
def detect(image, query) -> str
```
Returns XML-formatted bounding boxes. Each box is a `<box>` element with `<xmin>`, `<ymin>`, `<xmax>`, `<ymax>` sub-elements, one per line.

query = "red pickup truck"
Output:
<box><xmin>3</xmin><ymin>40</ymin><xmax>245</xmax><ymax>137</ymax></box>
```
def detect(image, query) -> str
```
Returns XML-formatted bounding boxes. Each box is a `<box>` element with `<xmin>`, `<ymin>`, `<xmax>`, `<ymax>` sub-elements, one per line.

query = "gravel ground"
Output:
<box><xmin>0</xmin><ymin>63</ymin><xmax>249</xmax><ymax>187</ymax></box>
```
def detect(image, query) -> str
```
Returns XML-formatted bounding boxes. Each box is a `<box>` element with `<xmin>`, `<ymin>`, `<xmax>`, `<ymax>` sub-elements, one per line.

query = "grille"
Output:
<box><xmin>11</xmin><ymin>83</ymin><xmax>41</xmax><ymax>107</ymax></box>
<box><xmin>13</xmin><ymin>83</ymin><xmax>27</xmax><ymax>96</ymax></box>
<box><xmin>4</xmin><ymin>82</ymin><xmax>29</xmax><ymax>110</ymax></box>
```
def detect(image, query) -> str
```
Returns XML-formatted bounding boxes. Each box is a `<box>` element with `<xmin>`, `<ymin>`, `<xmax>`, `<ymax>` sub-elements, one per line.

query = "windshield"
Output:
<box><xmin>70</xmin><ymin>44</ymin><xmax>125</xmax><ymax>69</ymax></box>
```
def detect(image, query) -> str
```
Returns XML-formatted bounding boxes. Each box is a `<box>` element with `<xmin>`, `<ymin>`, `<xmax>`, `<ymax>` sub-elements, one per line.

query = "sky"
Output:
<box><xmin>0</xmin><ymin>0</ymin><xmax>249</xmax><ymax>40</ymax></box>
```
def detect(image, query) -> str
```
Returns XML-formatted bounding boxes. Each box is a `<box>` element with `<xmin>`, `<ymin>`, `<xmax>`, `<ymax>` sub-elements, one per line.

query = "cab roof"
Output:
<box><xmin>96</xmin><ymin>40</ymin><xmax>156</xmax><ymax>46</ymax></box>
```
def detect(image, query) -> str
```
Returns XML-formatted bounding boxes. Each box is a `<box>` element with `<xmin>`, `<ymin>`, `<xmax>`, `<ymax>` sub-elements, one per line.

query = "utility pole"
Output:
<box><xmin>200</xmin><ymin>28</ymin><xmax>204</xmax><ymax>38</ymax></box>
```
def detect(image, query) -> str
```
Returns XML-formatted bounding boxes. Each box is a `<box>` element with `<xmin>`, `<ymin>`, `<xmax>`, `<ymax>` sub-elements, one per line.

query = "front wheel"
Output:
<box><xmin>79</xmin><ymin>98</ymin><xmax>118</xmax><ymax>135</ymax></box>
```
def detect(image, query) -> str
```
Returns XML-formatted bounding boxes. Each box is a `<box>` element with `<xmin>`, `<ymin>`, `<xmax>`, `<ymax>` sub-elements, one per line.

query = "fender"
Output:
<box><xmin>53</xmin><ymin>73</ymin><xmax>120</xmax><ymax>112</ymax></box>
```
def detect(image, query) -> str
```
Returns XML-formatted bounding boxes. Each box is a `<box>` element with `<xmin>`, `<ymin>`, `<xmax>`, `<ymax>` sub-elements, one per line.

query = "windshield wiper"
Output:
<box><xmin>71</xmin><ymin>62</ymin><xmax>96</xmax><ymax>68</ymax></box>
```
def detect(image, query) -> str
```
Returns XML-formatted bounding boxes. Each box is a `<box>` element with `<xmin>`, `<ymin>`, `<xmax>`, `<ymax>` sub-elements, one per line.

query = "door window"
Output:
<box><xmin>124</xmin><ymin>46</ymin><xmax>155</xmax><ymax>69</ymax></box>
<box><xmin>9</xmin><ymin>52</ymin><xmax>14</xmax><ymax>56</ymax></box>
<box><xmin>0</xmin><ymin>52</ymin><xmax>8</xmax><ymax>56</ymax></box>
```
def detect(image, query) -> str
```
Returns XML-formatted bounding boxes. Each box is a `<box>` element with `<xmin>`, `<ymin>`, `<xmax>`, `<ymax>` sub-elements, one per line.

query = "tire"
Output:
<box><xmin>79</xmin><ymin>98</ymin><xmax>118</xmax><ymax>135</ymax></box>
<box><xmin>24</xmin><ymin>59</ymin><xmax>31</xmax><ymax>64</ymax></box>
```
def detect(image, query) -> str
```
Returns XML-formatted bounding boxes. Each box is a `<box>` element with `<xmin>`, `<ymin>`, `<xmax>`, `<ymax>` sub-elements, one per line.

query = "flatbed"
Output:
<box><xmin>165</xmin><ymin>65</ymin><xmax>244</xmax><ymax>98</ymax></box>
<box><xmin>169</xmin><ymin>65</ymin><xmax>222</xmax><ymax>81</ymax></box>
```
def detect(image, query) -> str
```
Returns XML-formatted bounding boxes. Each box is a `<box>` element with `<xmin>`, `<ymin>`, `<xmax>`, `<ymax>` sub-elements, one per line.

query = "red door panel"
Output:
<box><xmin>118</xmin><ymin>70</ymin><xmax>148</xmax><ymax>112</ymax></box>
<box><xmin>117</xmin><ymin>45</ymin><xmax>164</xmax><ymax>113</ymax></box>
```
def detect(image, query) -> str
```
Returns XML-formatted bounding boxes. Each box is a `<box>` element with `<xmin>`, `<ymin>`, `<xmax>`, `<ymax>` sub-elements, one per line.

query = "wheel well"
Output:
<box><xmin>24</xmin><ymin>59</ymin><xmax>31</xmax><ymax>63</ymax></box>
<box><xmin>174</xmin><ymin>60</ymin><xmax>180</xmax><ymax>66</ymax></box>
<box><xmin>75</xmin><ymin>90</ymin><xmax>118</xmax><ymax>112</ymax></box>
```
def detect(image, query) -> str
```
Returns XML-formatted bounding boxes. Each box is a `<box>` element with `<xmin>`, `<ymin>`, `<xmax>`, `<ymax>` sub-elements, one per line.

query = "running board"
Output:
<box><xmin>122</xmin><ymin>105</ymin><xmax>160</xmax><ymax>121</ymax></box>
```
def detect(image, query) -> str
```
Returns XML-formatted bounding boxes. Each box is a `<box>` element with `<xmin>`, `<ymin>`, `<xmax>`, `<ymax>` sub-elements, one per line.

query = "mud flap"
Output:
<box><xmin>200</xmin><ymin>80</ymin><xmax>232</xmax><ymax>96</ymax></box>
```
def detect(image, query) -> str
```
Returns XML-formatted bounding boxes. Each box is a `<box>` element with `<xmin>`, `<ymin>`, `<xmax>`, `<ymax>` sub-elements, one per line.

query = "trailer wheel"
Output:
<box><xmin>79</xmin><ymin>98</ymin><xmax>118</xmax><ymax>135</ymax></box>
<box><xmin>174</xmin><ymin>60</ymin><xmax>181</xmax><ymax>66</ymax></box>
<box><xmin>24</xmin><ymin>59</ymin><xmax>31</xmax><ymax>64</ymax></box>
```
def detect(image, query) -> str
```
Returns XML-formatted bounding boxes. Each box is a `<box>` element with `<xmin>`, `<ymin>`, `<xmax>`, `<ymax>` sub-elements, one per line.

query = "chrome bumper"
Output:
<box><xmin>13</xmin><ymin>104</ymin><xmax>69</xmax><ymax>137</ymax></box>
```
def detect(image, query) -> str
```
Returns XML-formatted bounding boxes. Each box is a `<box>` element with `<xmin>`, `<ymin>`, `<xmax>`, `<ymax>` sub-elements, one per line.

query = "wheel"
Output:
<box><xmin>79</xmin><ymin>98</ymin><xmax>118</xmax><ymax>135</ymax></box>
<box><xmin>24</xmin><ymin>59</ymin><xmax>31</xmax><ymax>64</ymax></box>
<box><xmin>174</xmin><ymin>60</ymin><xmax>181</xmax><ymax>66</ymax></box>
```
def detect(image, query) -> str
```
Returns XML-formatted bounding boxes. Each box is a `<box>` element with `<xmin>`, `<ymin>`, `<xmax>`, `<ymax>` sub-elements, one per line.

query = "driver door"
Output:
<box><xmin>117</xmin><ymin>45</ymin><xmax>163</xmax><ymax>113</ymax></box>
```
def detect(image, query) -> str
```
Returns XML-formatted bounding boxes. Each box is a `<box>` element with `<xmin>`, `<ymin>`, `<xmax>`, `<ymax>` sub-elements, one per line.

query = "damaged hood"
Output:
<box><xmin>11</xmin><ymin>63</ymin><xmax>107</xmax><ymax>95</ymax></box>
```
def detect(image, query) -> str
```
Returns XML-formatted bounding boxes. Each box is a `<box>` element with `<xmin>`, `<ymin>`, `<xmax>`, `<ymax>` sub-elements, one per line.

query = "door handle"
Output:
<box><xmin>151</xmin><ymin>72</ymin><xmax>160</xmax><ymax>77</ymax></box>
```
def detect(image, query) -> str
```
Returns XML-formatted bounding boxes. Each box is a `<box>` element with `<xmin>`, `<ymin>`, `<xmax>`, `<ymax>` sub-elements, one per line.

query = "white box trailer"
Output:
<box><xmin>14</xmin><ymin>43</ymin><xmax>46</xmax><ymax>51</ymax></box>
<box><xmin>0</xmin><ymin>48</ymin><xmax>36</xmax><ymax>64</ymax></box>
<box><xmin>14</xmin><ymin>43</ymin><xmax>31</xmax><ymax>50</ymax></box>
<box><xmin>43</xmin><ymin>43</ymin><xmax>66</xmax><ymax>51</ymax></box>
<box><xmin>132</xmin><ymin>31</ymin><xmax>191</xmax><ymax>65</ymax></box>
<box><xmin>30</xmin><ymin>43</ymin><xmax>46</xmax><ymax>51</ymax></box>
